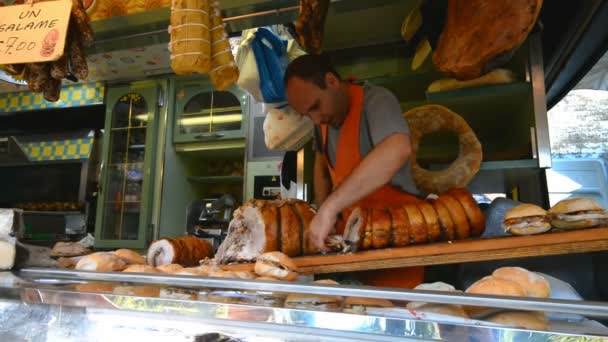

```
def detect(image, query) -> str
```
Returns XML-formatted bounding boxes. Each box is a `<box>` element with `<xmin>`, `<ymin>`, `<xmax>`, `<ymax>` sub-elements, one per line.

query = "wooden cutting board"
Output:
<box><xmin>222</xmin><ymin>227</ymin><xmax>608</xmax><ymax>274</ymax></box>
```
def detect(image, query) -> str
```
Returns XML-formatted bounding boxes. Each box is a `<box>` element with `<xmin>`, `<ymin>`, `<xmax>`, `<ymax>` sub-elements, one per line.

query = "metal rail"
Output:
<box><xmin>16</xmin><ymin>268</ymin><xmax>608</xmax><ymax>318</ymax></box>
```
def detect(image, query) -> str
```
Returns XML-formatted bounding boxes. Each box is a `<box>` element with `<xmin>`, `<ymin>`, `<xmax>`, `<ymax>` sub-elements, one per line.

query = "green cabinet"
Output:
<box><xmin>173</xmin><ymin>78</ymin><xmax>249</xmax><ymax>144</ymax></box>
<box><xmin>95</xmin><ymin>81</ymin><xmax>161</xmax><ymax>249</ymax></box>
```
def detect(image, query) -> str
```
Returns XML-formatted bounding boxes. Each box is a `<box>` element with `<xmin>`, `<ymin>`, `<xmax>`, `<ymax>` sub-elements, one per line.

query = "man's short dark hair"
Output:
<box><xmin>284</xmin><ymin>54</ymin><xmax>341</xmax><ymax>89</ymax></box>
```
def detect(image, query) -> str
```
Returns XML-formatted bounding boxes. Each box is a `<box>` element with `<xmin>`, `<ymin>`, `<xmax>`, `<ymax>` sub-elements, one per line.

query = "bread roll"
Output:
<box><xmin>438</xmin><ymin>194</ymin><xmax>471</xmax><ymax>239</ymax></box>
<box><xmin>410</xmin><ymin>303</ymin><xmax>469</xmax><ymax>318</ymax></box>
<box><xmin>404</xmin><ymin>203</ymin><xmax>428</xmax><ymax>244</ymax></box>
<box><xmin>466</xmin><ymin>276</ymin><xmax>527</xmax><ymax>297</ymax></box>
<box><xmin>113</xmin><ymin>249</ymin><xmax>146</xmax><ymax>265</ymax></box>
<box><xmin>343</xmin><ymin>297</ymin><xmax>393</xmax><ymax>314</ymax></box>
<box><xmin>492</xmin><ymin>267</ymin><xmax>551</xmax><ymax>298</ymax></box>
<box><xmin>113</xmin><ymin>285</ymin><xmax>161</xmax><ymax>298</ymax></box>
<box><xmin>174</xmin><ymin>266</ymin><xmax>209</xmax><ymax>276</ymax></box>
<box><xmin>75</xmin><ymin>282</ymin><xmax>115</xmax><ymax>294</ymax></box>
<box><xmin>371</xmin><ymin>208</ymin><xmax>391</xmax><ymax>249</ymax></box>
<box><xmin>254</xmin><ymin>251</ymin><xmax>298</xmax><ymax>281</ymax></box>
<box><xmin>75</xmin><ymin>252</ymin><xmax>127</xmax><ymax>272</ymax></box>
<box><xmin>485</xmin><ymin>311</ymin><xmax>548</xmax><ymax>330</ymax></box>
<box><xmin>122</xmin><ymin>265</ymin><xmax>161</xmax><ymax>274</ymax></box>
<box><xmin>388</xmin><ymin>207</ymin><xmax>411</xmax><ymax>247</ymax></box>
<box><xmin>466</xmin><ymin>276</ymin><xmax>528</xmax><ymax>317</ymax></box>
<box><xmin>156</xmin><ymin>264</ymin><xmax>183</xmax><ymax>273</ymax></box>
<box><xmin>417</xmin><ymin>201</ymin><xmax>441</xmax><ymax>242</ymax></box>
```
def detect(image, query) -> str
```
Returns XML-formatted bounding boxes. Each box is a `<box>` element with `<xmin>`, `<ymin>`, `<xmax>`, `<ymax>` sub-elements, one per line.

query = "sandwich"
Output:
<box><xmin>284</xmin><ymin>293</ymin><xmax>343</xmax><ymax>311</ymax></box>
<box><xmin>254</xmin><ymin>251</ymin><xmax>298</xmax><ymax>281</ymax></box>
<box><xmin>343</xmin><ymin>297</ymin><xmax>394</xmax><ymax>314</ymax></box>
<box><xmin>502</xmin><ymin>204</ymin><xmax>551</xmax><ymax>235</ymax></box>
<box><xmin>407</xmin><ymin>282</ymin><xmax>468</xmax><ymax>318</ymax></box>
<box><xmin>548</xmin><ymin>198</ymin><xmax>608</xmax><ymax>230</ymax></box>
<box><xmin>284</xmin><ymin>279</ymin><xmax>343</xmax><ymax>311</ymax></box>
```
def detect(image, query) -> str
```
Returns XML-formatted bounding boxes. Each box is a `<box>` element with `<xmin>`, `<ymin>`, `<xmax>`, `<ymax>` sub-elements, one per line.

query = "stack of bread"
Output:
<box><xmin>169</xmin><ymin>0</ymin><xmax>211</xmax><ymax>75</ymax></box>
<box><xmin>502</xmin><ymin>198</ymin><xmax>608</xmax><ymax>235</ymax></box>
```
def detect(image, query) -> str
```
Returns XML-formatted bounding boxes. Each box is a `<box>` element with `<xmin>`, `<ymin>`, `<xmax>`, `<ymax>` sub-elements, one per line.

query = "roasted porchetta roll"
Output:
<box><xmin>147</xmin><ymin>237</ymin><xmax>213</xmax><ymax>267</ymax></box>
<box><xmin>215</xmin><ymin>200</ymin><xmax>317</xmax><ymax>264</ymax></box>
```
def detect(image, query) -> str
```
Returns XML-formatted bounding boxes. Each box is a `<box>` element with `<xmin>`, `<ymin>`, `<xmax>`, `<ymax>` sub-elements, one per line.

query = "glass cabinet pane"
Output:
<box><xmin>101</xmin><ymin>93</ymin><xmax>148</xmax><ymax>240</ymax></box>
<box><xmin>178</xmin><ymin>90</ymin><xmax>242</xmax><ymax>135</ymax></box>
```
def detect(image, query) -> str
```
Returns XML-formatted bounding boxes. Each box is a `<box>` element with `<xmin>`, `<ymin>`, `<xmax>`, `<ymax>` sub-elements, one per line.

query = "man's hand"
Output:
<box><xmin>309</xmin><ymin>202</ymin><xmax>339</xmax><ymax>251</ymax></box>
<box><xmin>307</xmin><ymin>133</ymin><xmax>413</xmax><ymax>250</ymax></box>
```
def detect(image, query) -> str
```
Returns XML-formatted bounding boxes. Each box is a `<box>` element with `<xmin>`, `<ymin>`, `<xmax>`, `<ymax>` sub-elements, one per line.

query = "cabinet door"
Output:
<box><xmin>174</xmin><ymin>82</ymin><xmax>248</xmax><ymax>143</ymax></box>
<box><xmin>95</xmin><ymin>83</ymin><xmax>158</xmax><ymax>249</ymax></box>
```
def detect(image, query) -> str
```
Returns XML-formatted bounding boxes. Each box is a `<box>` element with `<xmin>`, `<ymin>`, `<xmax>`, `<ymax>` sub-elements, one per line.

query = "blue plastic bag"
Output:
<box><xmin>251</xmin><ymin>28</ymin><xmax>288</xmax><ymax>103</ymax></box>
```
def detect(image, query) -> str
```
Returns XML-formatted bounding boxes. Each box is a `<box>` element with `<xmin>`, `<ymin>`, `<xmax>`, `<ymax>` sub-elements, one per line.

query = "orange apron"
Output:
<box><xmin>320</xmin><ymin>84</ymin><xmax>424</xmax><ymax>289</ymax></box>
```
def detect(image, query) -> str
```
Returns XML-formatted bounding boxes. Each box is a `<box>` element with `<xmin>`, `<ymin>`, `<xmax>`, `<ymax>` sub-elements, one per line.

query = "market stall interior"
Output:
<box><xmin>1</xmin><ymin>0</ymin><xmax>608</xmax><ymax>340</ymax></box>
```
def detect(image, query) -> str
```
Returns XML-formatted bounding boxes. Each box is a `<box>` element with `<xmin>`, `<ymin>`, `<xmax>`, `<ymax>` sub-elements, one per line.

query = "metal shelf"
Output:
<box><xmin>224</xmin><ymin>227</ymin><xmax>608</xmax><ymax>275</ymax></box>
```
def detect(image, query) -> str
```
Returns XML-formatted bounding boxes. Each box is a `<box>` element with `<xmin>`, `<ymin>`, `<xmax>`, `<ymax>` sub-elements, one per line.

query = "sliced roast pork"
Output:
<box><xmin>215</xmin><ymin>206</ymin><xmax>268</xmax><ymax>264</ymax></box>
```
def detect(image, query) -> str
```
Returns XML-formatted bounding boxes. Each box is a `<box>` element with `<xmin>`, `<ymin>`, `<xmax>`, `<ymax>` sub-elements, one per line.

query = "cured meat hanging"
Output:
<box><xmin>432</xmin><ymin>0</ymin><xmax>543</xmax><ymax>80</ymax></box>
<box><xmin>295</xmin><ymin>0</ymin><xmax>330</xmax><ymax>54</ymax></box>
<box><xmin>1</xmin><ymin>0</ymin><xmax>94</xmax><ymax>102</ymax></box>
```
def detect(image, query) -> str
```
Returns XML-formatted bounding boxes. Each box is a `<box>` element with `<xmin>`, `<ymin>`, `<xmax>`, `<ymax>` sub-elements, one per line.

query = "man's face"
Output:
<box><xmin>286</xmin><ymin>73</ymin><xmax>347</xmax><ymax>127</ymax></box>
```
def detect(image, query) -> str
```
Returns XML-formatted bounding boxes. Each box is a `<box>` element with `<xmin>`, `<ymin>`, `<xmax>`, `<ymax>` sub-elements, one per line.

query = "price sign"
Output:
<box><xmin>0</xmin><ymin>0</ymin><xmax>71</xmax><ymax>64</ymax></box>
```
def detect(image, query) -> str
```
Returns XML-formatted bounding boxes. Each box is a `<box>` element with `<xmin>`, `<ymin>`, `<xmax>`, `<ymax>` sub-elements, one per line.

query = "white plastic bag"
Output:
<box><xmin>236</xmin><ymin>29</ymin><xmax>263</xmax><ymax>102</ymax></box>
<box><xmin>236</xmin><ymin>26</ymin><xmax>307</xmax><ymax>103</ymax></box>
<box><xmin>263</xmin><ymin>103</ymin><xmax>314</xmax><ymax>151</ymax></box>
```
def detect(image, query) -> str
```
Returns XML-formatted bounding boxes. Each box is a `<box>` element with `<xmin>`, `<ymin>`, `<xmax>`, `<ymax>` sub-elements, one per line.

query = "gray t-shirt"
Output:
<box><xmin>313</xmin><ymin>84</ymin><xmax>420</xmax><ymax>195</ymax></box>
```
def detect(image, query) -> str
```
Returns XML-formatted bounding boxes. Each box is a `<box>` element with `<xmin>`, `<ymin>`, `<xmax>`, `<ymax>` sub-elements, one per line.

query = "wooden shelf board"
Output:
<box><xmin>222</xmin><ymin>228</ymin><xmax>608</xmax><ymax>275</ymax></box>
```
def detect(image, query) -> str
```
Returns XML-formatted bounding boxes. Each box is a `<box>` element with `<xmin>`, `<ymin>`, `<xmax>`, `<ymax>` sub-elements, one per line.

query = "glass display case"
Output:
<box><xmin>173</xmin><ymin>78</ymin><xmax>248</xmax><ymax>144</ymax></box>
<box><xmin>95</xmin><ymin>82</ymin><xmax>160</xmax><ymax>249</ymax></box>
<box><xmin>1</xmin><ymin>268</ymin><xmax>607</xmax><ymax>341</ymax></box>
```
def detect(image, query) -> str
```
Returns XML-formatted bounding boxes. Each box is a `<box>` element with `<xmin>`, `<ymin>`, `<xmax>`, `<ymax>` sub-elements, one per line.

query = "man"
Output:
<box><xmin>284</xmin><ymin>54</ymin><xmax>423</xmax><ymax>288</ymax></box>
